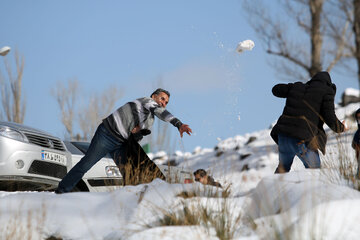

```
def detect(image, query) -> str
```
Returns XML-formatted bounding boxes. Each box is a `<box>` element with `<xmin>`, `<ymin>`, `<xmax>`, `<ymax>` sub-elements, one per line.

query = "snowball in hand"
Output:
<box><xmin>236</xmin><ymin>40</ymin><xmax>255</xmax><ymax>53</ymax></box>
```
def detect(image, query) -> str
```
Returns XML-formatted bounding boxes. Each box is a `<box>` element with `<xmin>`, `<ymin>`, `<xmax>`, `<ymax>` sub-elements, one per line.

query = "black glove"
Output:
<box><xmin>132</xmin><ymin>129</ymin><xmax>151</xmax><ymax>142</ymax></box>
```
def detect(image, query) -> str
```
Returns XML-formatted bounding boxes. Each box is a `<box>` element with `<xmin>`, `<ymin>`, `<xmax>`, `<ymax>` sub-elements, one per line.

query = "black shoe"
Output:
<box><xmin>54</xmin><ymin>188</ymin><xmax>64</xmax><ymax>194</ymax></box>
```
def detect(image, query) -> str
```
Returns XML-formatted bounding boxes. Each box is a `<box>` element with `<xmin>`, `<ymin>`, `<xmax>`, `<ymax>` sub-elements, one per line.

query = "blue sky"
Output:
<box><xmin>0</xmin><ymin>1</ymin><xmax>358</xmax><ymax>153</ymax></box>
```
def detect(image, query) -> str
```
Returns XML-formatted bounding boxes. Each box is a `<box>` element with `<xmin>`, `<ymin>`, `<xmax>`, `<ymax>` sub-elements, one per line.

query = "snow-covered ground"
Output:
<box><xmin>0</xmin><ymin>96</ymin><xmax>359</xmax><ymax>239</ymax></box>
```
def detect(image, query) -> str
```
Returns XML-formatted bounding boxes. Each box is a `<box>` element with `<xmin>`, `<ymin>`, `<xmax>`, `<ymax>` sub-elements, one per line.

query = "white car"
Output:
<box><xmin>0</xmin><ymin>121</ymin><xmax>71</xmax><ymax>191</ymax></box>
<box><xmin>64</xmin><ymin>141</ymin><xmax>194</xmax><ymax>192</ymax></box>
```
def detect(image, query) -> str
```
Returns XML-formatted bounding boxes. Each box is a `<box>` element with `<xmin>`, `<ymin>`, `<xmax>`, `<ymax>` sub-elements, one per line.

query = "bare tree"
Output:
<box><xmin>51</xmin><ymin>78</ymin><xmax>79</xmax><ymax>140</ymax></box>
<box><xmin>334</xmin><ymin>0</ymin><xmax>360</xmax><ymax>89</ymax></box>
<box><xmin>354</xmin><ymin>0</ymin><xmax>360</xmax><ymax>88</ymax></box>
<box><xmin>78</xmin><ymin>85</ymin><xmax>123</xmax><ymax>140</ymax></box>
<box><xmin>52</xmin><ymin>78</ymin><xmax>123</xmax><ymax>141</ymax></box>
<box><xmin>0</xmin><ymin>49</ymin><xmax>26</xmax><ymax>123</ymax></box>
<box><xmin>243</xmin><ymin>0</ymin><xmax>348</xmax><ymax>81</ymax></box>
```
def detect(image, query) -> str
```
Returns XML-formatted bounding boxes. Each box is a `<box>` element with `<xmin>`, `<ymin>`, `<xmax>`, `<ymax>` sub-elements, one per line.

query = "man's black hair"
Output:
<box><xmin>151</xmin><ymin>88</ymin><xmax>170</xmax><ymax>98</ymax></box>
<box><xmin>193</xmin><ymin>169</ymin><xmax>207</xmax><ymax>177</ymax></box>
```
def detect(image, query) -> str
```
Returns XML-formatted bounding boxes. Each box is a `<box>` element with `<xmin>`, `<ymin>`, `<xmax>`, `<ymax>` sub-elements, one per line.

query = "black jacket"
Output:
<box><xmin>270</xmin><ymin>71</ymin><xmax>344</xmax><ymax>154</ymax></box>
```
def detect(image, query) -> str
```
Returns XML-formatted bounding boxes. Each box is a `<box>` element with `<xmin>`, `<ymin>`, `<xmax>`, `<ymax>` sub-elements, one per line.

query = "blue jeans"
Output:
<box><xmin>275</xmin><ymin>134</ymin><xmax>320</xmax><ymax>173</ymax></box>
<box><xmin>57</xmin><ymin>123</ymin><xmax>126</xmax><ymax>193</ymax></box>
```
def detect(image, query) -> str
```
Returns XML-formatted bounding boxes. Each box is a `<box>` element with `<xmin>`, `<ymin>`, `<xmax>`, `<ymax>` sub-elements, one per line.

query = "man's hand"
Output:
<box><xmin>179</xmin><ymin>124</ymin><xmax>192</xmax><ymax>138</ymax></box>
<box><xmin>131</xmin><ymin>126</ymin><xmax>141</xmax><ymax>133</ymax></box>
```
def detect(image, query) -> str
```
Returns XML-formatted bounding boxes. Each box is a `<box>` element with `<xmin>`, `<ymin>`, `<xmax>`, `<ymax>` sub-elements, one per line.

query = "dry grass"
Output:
<box><xmin>151</xmin><ymin>183</ymin><xmax>242</xmax><ymax>240</ymax></box>
<box><xmin>321</xmin><ymin>132</ymin><xmax>360</xmax><ymax>190</ymax></box>
<box><xmin>120</xmin><ymin>160</ymin><xmax>166</xmax><ymax>186</ymax></box>
<box><xmin>0</xmin><ymin>201</ymin><xmax>49</xmax><ymax>240</ymax></box>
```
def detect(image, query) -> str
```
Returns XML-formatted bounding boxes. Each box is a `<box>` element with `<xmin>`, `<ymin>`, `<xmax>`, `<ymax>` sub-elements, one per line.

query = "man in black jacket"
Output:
<box><xmin>271</xmin><ymin>71</ymin><xmax>347</xmax><ymax>173</ymax></box>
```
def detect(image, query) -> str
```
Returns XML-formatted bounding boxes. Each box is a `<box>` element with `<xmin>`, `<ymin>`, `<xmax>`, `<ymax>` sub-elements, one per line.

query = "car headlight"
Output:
<box><xmin>0</xmin><ymin>126</ymin><xmax>28</xmax><ymax>143</ymax></box>
<box><xmin>105</xmin><ymin>166</ymin><xmax>122</xmax><ymax>177</ymax></box>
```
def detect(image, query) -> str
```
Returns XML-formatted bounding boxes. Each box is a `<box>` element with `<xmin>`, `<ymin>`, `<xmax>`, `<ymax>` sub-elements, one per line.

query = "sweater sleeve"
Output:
<box><xmin>153</xmin><ymin>107</ymin><xmax>183</xmax><ymax>129</ymax></box>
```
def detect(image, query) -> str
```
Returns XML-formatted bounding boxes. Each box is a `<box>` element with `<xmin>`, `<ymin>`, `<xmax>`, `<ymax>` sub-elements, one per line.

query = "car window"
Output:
<box><xmin>70</xmin><ymin>141</ymin><xmax>112</xmax><ymax>158</ymax></box>
<box><xmin>64</xmin><ymin>142</ymin><xmax>84</xmax><ymax>155</ymax></box>
<box><xmin>70</xmin><ymin>142</ymin><xmax>90</xmax><ymax>154</ymax></box>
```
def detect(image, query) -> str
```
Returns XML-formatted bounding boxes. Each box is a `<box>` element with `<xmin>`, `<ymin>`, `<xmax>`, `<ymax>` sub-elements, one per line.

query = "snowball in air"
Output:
<box><xmin>0</xmin><ymin>46</ymin><xmax>11</xmax><ymax>56</ymax></box>
<box><xmin>236</xmin><ymin>40</ymin><xmax>255</xmax><ymax>53</ymax></box>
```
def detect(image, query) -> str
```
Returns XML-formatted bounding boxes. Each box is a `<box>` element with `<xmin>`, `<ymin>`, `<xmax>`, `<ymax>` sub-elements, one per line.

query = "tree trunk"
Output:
<box><xmin>309</xmin><ymin>0</ymin><xmax>324</xmax><ymax>76</ymax></box>
<box><xmin>354</xmin><ymin>0</ymin><xmax>360</xmax><ymax>89</ymax></box>
<box><xmin>0</xmin><ymin>50</ymin><xmax>25</xmax><ymax>123</ymax></box>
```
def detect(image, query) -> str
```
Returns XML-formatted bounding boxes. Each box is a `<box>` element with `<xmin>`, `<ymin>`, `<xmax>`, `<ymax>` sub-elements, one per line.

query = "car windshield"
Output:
<box><xmin>64</xmin><ymin>142</ymin><xmax>84</xmax><ymax>155</ymax></box>
<box><xmin>70</xmin><ymin>142</ymin><xmax>90</xmax><ymax>154</ymax></box>
<box><xmin>67</xmin><ymin>141</ymin><xmax>112</xmax><ymax>158</ymax></box>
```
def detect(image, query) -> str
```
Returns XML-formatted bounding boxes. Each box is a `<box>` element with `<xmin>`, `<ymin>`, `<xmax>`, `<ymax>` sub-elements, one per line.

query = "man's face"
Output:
<box><xmin>152</xmin><ymin>92</ymin><xmax>169</xmax><ymax>108</ymax></box>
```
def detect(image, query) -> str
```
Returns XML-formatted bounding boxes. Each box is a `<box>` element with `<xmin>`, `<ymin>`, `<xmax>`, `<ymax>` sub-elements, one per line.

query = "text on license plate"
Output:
<box><xmin>41</xmin><ymin>150</ymin><xmax>66</xmax><ymax>165</ymax></box>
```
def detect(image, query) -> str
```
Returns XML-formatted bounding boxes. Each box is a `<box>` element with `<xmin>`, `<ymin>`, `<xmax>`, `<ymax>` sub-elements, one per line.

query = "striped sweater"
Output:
<box><xmin>102</xmin><ymin>97</ymin><xmax>183</xmax><ymax>142</ymax></box>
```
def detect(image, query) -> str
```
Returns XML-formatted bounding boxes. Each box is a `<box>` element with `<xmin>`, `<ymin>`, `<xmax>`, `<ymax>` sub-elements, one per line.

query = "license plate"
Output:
<box><xmin>41</xmin><ymin>150</ymin><xmax>66</xmax><ymax>165</ymax></box>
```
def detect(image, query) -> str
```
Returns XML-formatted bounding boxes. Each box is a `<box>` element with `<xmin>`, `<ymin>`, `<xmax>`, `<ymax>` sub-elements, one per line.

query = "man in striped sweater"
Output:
<box><xmin>56</xmin><ymin>88</ymin><xmax>192</xmax><ymax>193</ymax></box>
